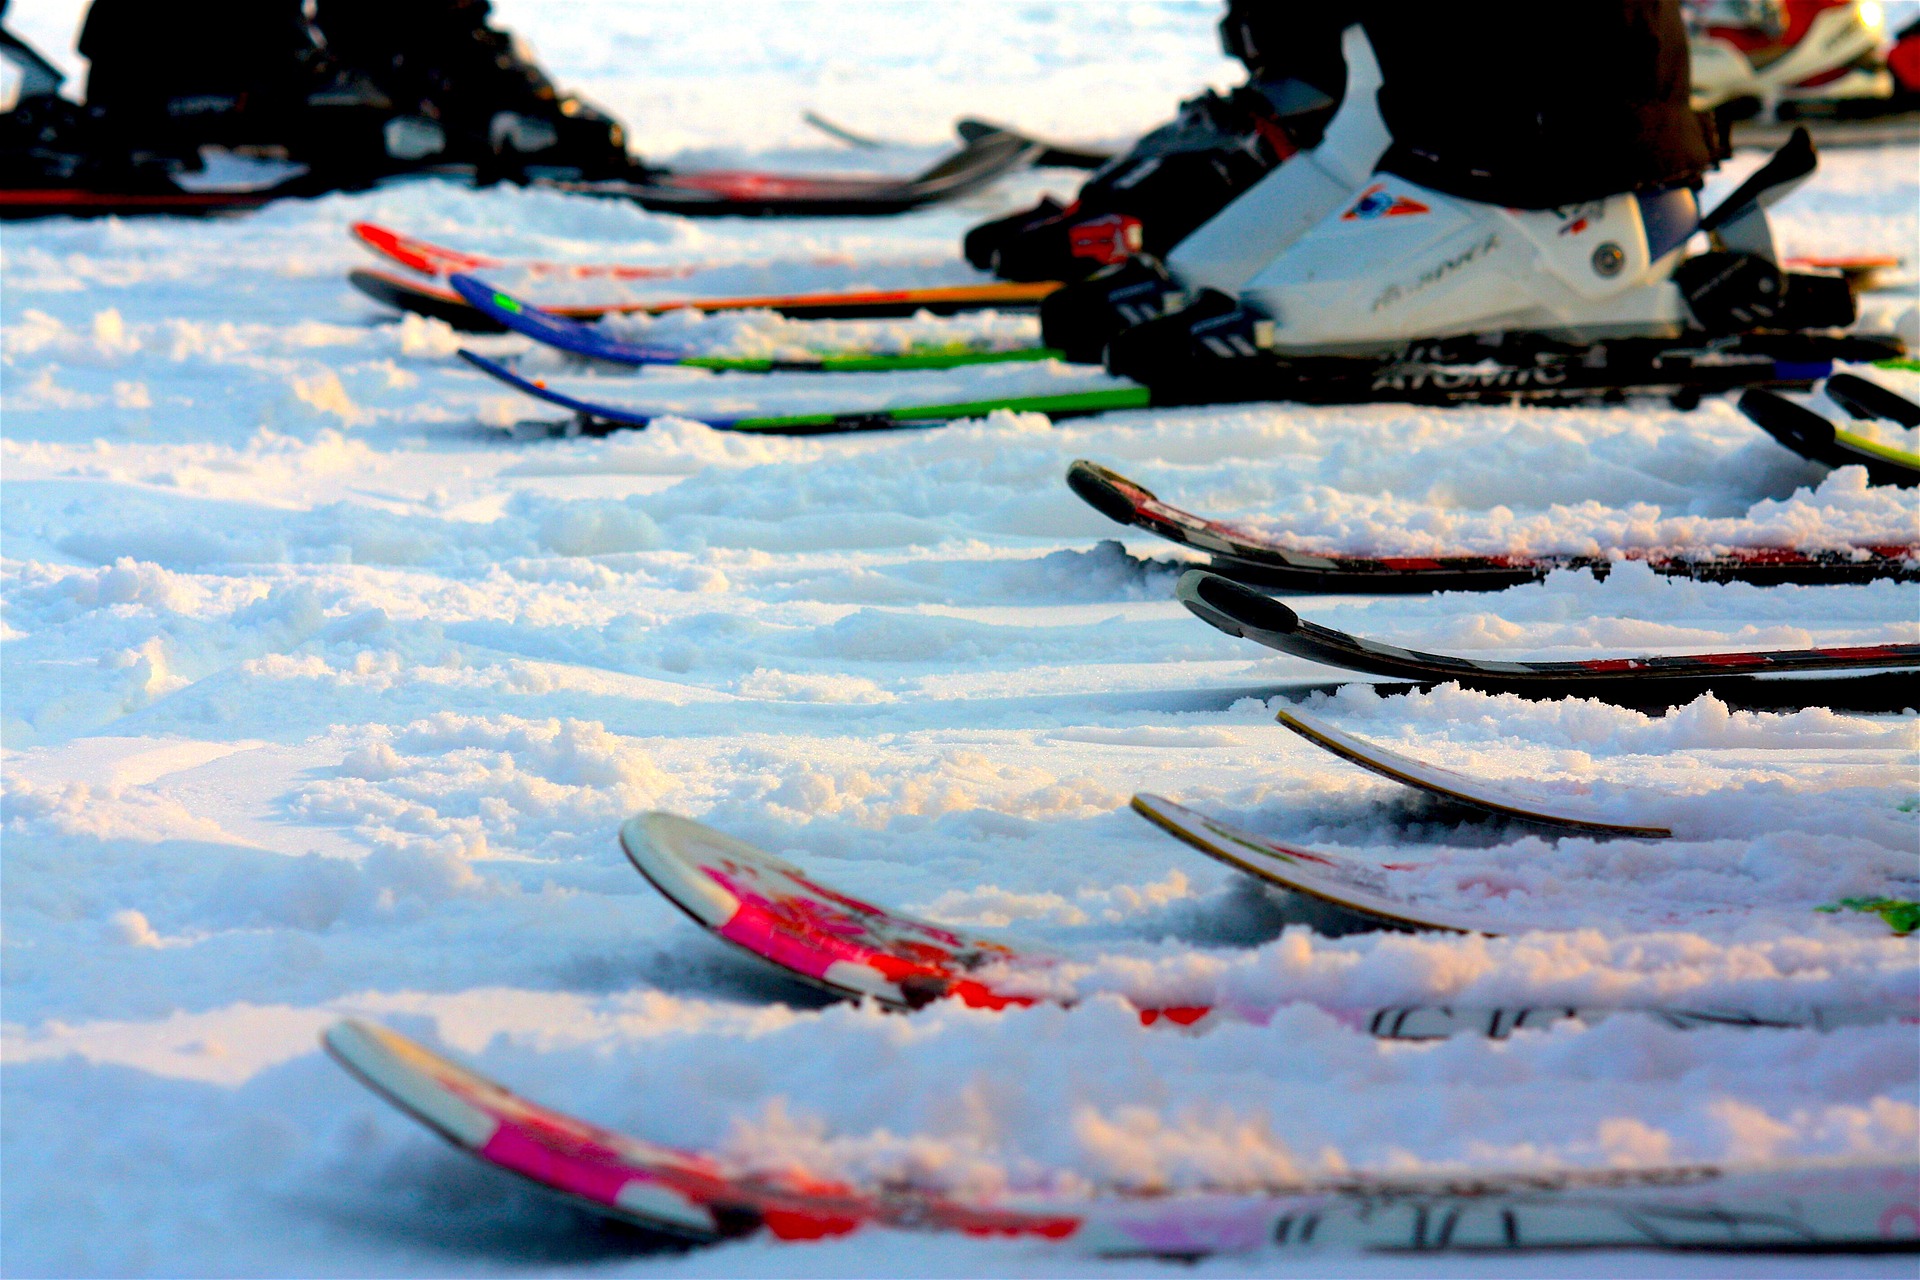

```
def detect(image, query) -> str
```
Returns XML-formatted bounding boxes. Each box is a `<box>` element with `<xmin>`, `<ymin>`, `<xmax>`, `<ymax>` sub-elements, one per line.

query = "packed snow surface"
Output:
<box><xmin>4</xmin><ymin>2</ymin><xmax>1919</xmax><ymax>1276</ymax></box>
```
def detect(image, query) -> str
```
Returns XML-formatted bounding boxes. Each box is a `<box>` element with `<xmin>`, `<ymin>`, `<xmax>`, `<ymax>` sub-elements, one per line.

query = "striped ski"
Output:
<box><xmin>458</xmin><ymin>350</ymin><xmax>1143</xmax><ymax>434</ymax></box>
<box><xmin>352</xmin><ymin>267</ymin><xmax>1060</xmax><ymax>332</ymax></box>
<box><xmin>450</xmin><ymin>274</ymin><xmax>1059</xmax><ymax>373</ymax></box>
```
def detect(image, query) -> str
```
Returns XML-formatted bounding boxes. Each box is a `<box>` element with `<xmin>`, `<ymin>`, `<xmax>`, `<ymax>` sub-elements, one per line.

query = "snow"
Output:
<box><xmin>3</xmin><ymin>1</ymin><xmax>1918</xmax><ymax>1275</ymax></box>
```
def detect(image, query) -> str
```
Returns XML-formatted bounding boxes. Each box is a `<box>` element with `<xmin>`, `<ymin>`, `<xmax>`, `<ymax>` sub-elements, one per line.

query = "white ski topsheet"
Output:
<box><xmin>1275</xmin><ymin>708</ymin><xmax>1673</xmax><ymax>838</ymax></box>
<box><xmin>5</xmin><ymin>3</ymin><xmax>1919</xmax><ymax>1276</ymax></box>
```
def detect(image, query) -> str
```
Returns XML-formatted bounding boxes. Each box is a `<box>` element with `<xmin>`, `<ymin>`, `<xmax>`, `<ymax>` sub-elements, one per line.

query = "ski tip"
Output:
<box><xmin>1175</xmin><ymin>569</ymin><xmax>1300</xmax><ymax>637</ymax></box>
<box><xmin>447</xmin><ymin>271</ymin><xmax>515</xmax><ymax>314</ymax></box>
<box><xmin>1064</xmin><ymin>459</ymin><xmax>1144</xmax><ymax>524</ymax></box>
<box><xmin>617</xmin><ymin>812</ymin><xmax>746</xmax><ymax>929</ymax></box>
<box><xmin>1738</xmin><ymin>387</ymin><xmax>1837</xmax><ymax>456</ymax></box>
<box><xmin>1827</xmin><ymin>373</ymin><xmax>1920</xmax><ymax>429</ymax></box>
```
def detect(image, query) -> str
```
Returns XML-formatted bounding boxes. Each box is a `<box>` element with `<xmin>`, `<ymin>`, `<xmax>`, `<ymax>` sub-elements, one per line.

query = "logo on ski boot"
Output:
<box><xmin>1069</xmin><ymin>214</ymin><xmax>1145</xmax><ymax>266</ymax></box>
<box><xmin>1342</xmin><ymin>184</ymin><xmax>1430</xmax><ymax>221</ymax></box>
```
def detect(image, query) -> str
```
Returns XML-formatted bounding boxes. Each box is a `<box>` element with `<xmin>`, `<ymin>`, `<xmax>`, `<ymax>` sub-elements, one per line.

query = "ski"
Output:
<box><xmin>458</xmin><ymin>349</ymin><xmax>1144</xmax><ymax>434</ymax></box>
<box><xmin>455</xmin><ymin>353</ymin><xmax>1872</xmax><ymax>438</ymax></box>
<box><xmin>350</xmin><ymin>221</ymin><xmax>702</xmax><ymax>282</ymax></box>
<box><xmin>1176</xmin><ymin>568</ymin><xmax>1920</xmax><ymax>695</ymax></box>
<box><xmin>1781</xmin><ymin>254</ymin><xmax>1907</xmax><ymax>293</ymax></box>
<box><xmin>1132</xmin><ymin>792</ymin><xmax>1487</xmax><ymax>934</ymax></box>
<box><xmin>802</xmin><ymin>111</ymin><xmax>1113</xmax><ymax>170</ymax></box>
<box><xmin>619</xmin><ymin>811</ymin><xmax>1055</xmax><ymax>1013</ymax></box>
<box><xmin>325</xmin><ymin>1020</ymin><xmax>1920</xmax><ymax>1255</ymax></box>
<box><xmin>0</xmin><ymin>184</ymin><xmax>313</xmax><ymax>219</ymax></box>
<box><xmin>451</xmin><ymin>274</ymin><xmax>1060</xmax><ymax>372</ymax></box>
<box><xmin>1067</xmin><ymin>459</ymin><xmax>1920</xmax><ymax>591</ymax></box>
<box><xmin>351</xmin><ymin>220</ymin><xmax>945</xmax><ymax>285</ymax></box>
<box><xmin>6</xmin><ymin>121</ymin><xmax>1046</xmax><ymax>222</ymax></box>
<box><xmin>622</xmin><ymin>811</ymin><xmax>1903</xmax><ymax>1036</ymax></box>
<box><xmin>323</xmin><ymin>1018</ymin><xmax>1078</xmax><ymax>1244</ymax></box>
<box><xmin>351</xmin><ymin>267</ymin><xmax>1059</xmax><ymax>333</ymax></box>
<box><xmin>1740</xmin><ymin>388</ymin><xmax>1920</xmax><ymax>487</ymax></box>
<box><xmin>1273</xmin><ymin>708</ymin><xmax>1672</xmax><ymax>838</ymax></box>
<box><xmin>544</xmin><ymin>121</ymin><xmax>1044</xmax><ymax>217</ymax></box>
<box><xmin>1829</xmin><ymin>372</ymin><xmax>1920</xmax><ymax>428</ymax></box>
<box><xmin>1113</xmin><ymin>322</ymin><xmax>1902</xmax><ymax>411</ymax></box>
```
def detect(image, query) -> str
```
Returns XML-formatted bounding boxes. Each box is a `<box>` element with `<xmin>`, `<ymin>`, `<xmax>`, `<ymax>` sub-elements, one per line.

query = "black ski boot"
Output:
<box><xmin>314</xmin><ymin>0</ymin><xmax>641</xmax><ymax>183</ymax></box>
<box><xmin>1102</xmin><ymin>289</ymin><xmax>1284</xmax><ymax>403</ymax></box>
<box><xmin>971</xmin><ymin>80</ymin><xmax>1337</xmax><ymax>285</ymax></box>
<box><xmin>1038</xmin><ymin>256</ymin><xmax>1189</xmax><ymax>364</ymax></box>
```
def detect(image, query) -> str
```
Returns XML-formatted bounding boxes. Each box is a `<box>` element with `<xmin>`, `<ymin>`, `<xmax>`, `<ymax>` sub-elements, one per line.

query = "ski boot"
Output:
<box><xmin>1106</xmin><ymin>127</ymin><xmax>1895</xmax><ymax>408</ymax></box>
<box><xmin>1036</xmin><ymin>24</ymin><xmax>1390</xmax><ymax>363</ymax></box>
<box><xmin>1687</xmin><ymin>0</ymin><xmax>1896</xmax><ymax>124</ymax></box>
<box><xmin>967</xmin><ymin>77</ymin><xmax>1338</xmax><ymax>285</ymax></box>
<box><xmin>314</xmin><ymin>0</ymin><xmax>641</xmax><ymax>183</ymax></box>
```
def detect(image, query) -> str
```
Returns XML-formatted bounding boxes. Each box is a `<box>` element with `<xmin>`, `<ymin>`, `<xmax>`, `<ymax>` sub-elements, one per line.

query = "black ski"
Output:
<box><xmin>1067</xmin><ymin>459</ymin><xmax>1920</xmax><ymax>591</ymax></box>
<box><xmin>1175</xmin><ymin>568</ymin><xmax>1920</xmax><ymax>701</ymax></box>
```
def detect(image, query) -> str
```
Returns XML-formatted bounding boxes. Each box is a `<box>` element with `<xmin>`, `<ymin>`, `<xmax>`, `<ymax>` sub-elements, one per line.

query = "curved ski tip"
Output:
<box><xmin>453</xmin><ymin>348</ymin><xmax>496</xmax><ymax>375</ymax></box>
<box><xmin>617</xmin><ymin>812</ymin><xmax>744</xmax><ymax>928</ymax></box>
<box><xmin>1738</xmin><ymin>388</ymin><xmax>1836</xmax><ymax>454</ymax></box>
<box><xmin>1065</xmin><ymin>459</ymin><xmax>1146</xmax><ymax>524</ymax></box>
<box><xmin>446</xmin><ymin>272</ymin><xmax>505</xmax><ymax>311</ymax></box>
<box><xmin>321</xmin><ymin>1016</ymin><xmax>376</xmax><ymax>1060</ymax></box>
<box><xmin>1175</xmin><ymin>569</ymin><xmax>1300</xmax><ymax>636</ymax></box>
<box><xmin>1827</xmin><ymin>372</ymin><xmax>1920</xmax><ymax>429</ymax></box>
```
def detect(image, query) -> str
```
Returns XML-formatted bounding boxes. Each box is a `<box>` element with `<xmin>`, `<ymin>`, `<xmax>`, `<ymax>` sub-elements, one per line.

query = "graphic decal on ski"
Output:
<box><xmin>1274</xmin><ymin>708</ymin><xmax>1672</xmax><ymax>838</ymax></box>
<box><xmin>1066</xmin><ymin>459</ymin><xmax>1919</xmax><ymax>590</ymax></box>
<box><xmin>325</xmin><ymin>1020</ymin><xmax>1920</xmax><ymax>1255</ymax></box>
<box><xmin>323</xmin><ymin>1019</ymin><xmax>1077</xmax><ymax>1244</ymax></box>
<box><xmin>1176</xmin><ymin>569</ymin><xmax>1920</xmax><ymax>694</ymax></box>
<box><xmin>619</xmin><ymin>812</ymin><xmax>1052</xmax><ymax>1010</ymax></box>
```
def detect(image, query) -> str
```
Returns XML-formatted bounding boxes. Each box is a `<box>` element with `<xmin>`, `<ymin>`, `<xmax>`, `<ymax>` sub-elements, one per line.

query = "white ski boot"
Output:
<box><xmin>1103</xmin><ymin>127</ymin><xmax>1882</xmax><ymax>407</ymax></box>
